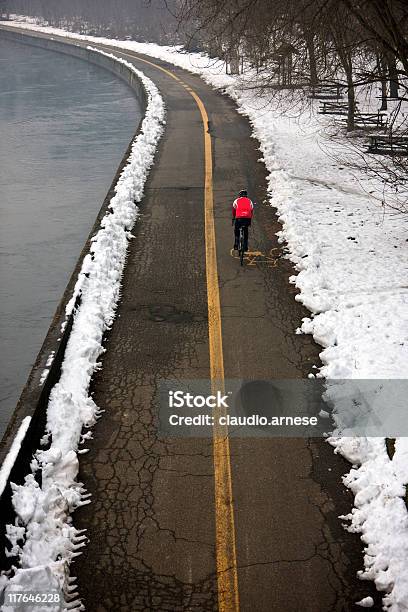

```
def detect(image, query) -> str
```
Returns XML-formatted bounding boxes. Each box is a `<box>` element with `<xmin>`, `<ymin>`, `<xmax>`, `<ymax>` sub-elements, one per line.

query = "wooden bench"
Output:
<box><xmin>367</xmin><ymin>134</ymin><xmax>408</xmax><ymax>155</ymax></box>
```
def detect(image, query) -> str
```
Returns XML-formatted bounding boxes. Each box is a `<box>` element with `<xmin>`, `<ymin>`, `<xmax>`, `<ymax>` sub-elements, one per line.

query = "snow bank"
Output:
<box><xmin>4</xmin><ymin>19</ymin><xmax>408</xmax><ymax>610</ymax></box>
<box><xmin>0</xmin><ymin>417</ymin><xmax>31</xmax><ymax>498</ymax></box>
<box><xmin>0</xmin><ymin>43</ymin><xmax>165</xmax><ymax>609</ymax></box>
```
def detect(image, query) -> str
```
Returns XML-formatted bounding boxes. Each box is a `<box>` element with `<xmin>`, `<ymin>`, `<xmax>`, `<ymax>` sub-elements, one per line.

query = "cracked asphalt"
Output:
<box><xmin>62</xmin><ymin>47</ymin><xmax>383</xmax><ymax>611</ymax></box>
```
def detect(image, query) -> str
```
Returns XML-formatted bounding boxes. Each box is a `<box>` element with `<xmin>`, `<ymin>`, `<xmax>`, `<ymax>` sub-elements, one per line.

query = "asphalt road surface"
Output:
<box><xmin>4</xmin><ymin>29</ymin><xmax>383</xmax><ymax>612</ymax></box>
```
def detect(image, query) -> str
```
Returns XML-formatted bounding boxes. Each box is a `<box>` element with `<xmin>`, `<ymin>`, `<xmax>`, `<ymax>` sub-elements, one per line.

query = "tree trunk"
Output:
<box><xmin>338</xmin><ymin>47</ymin><xmax>355</xmax><ymax>130</ymax></box>
<box><xmin>329</xmin><ymin>22</ymin><xmax>355</xmax><ymax>130</ymax></box>
<box><xmin>287</xmin><ymin>55</ymin><xmax>293</xmax><ymax>86</ymax></box>
<box><xmin>305</xmin><ymin>32</ymin><xmax>318</xmax><ymax>86</ymax></box>
<box><xmin>347</xmin><ymin>78</ymin><xmax>355</xmax><ymax>131</ymax></box>
<box><xmin>229</xmin><ymin>48</ymin><xmax>240</xmax><ymax>75</ymax></box>
<box><xmin>387</xmin><ymin>52</ymin><xmax>399</xmax><ymax>98</ymax></box>
<box><xmin>377</xmin><ymin>54</ymin><xmax>388</xmax><ymax>110</ymax></box>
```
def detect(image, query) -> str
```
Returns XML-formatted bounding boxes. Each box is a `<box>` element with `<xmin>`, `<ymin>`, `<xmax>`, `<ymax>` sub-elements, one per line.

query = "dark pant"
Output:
<box><xmin>234</xmin><ymin>218</ymin><xmax>251</xmax><ymax>251</ymax></box>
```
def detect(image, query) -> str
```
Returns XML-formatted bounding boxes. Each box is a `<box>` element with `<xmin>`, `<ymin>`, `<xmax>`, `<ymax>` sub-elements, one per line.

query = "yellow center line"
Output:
<box><xmin>116</xmin><ymin>49</ymin><xmax>240</xmax><ymax>612</ymax></box>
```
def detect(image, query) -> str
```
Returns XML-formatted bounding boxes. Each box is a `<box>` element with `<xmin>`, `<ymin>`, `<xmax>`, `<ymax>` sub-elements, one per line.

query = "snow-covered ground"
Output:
<box><xmin>2</xmin><ymin>17</ymin><xmax>408</xmax><ymax>610</ymax></box>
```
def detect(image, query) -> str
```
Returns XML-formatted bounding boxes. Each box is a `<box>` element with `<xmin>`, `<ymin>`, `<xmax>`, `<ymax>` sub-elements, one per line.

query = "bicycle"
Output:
<box><xmin>238</xmin><ymin>225</ymin><xmax>245</xmax><ymax>266</ymax></box>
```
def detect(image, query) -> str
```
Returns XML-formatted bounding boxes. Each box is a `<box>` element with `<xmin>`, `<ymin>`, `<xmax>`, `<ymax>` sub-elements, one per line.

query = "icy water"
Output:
<box><xmin>0</xmin><ymin>39</ymin><xmax>142</xmax><ymax>437</ymax></box>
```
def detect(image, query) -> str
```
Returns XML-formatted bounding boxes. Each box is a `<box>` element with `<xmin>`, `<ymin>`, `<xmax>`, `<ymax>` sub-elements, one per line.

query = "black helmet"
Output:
<box><xmin>238</xmin><ymin>189</ymin><xmax>248</xmax><ymax>197</ymax></box>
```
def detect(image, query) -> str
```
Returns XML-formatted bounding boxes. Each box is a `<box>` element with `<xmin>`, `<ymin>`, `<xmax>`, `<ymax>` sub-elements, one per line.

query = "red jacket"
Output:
<box><xmin>232</xmin><ymin>196</ymin><xmax>254</xmax><ymax>219</ymax></box>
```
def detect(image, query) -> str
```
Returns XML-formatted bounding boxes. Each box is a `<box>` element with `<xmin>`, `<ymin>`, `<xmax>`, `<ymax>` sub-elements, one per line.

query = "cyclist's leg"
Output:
<box><xmin>243</xmin><ymin>220</ymin><xmax>249</xmax><ymax>251</ymax></box>
<box><xmin>233</xmin><ymin>219</ymin><xmax>240</xmax><ymax>249</ymax></box>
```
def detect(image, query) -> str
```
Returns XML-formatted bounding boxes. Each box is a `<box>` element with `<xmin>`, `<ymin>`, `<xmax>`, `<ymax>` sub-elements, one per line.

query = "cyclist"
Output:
<box><xmin>232</xmin><ymin>189</ymin><xmax>254</xmax><ymax>251</ymax></box>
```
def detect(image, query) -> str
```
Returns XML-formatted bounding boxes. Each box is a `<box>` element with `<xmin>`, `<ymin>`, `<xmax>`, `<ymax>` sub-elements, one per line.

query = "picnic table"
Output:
<box><xmin>310</xmin><ymin>84</ymin><xmax>344</xmax><ymax>100</ymax></box>
<box><xmin>318</xmin><ymin>100</ymin><xmax>350</xmax><ymax>115</ymax></box>
<box><xmin>367</xmin><ymin>133</ymin><xmax>408</xmax><ymax>155</ymax></box>
<box><xmin>319</xmin><ymin>103</ymin><xmax>387</xmax><ymax>128</ymax></box>
<box><xmin>354</xmin><ymin>111</ymin><xmax>388</xmax><ymax>128</ymax></box>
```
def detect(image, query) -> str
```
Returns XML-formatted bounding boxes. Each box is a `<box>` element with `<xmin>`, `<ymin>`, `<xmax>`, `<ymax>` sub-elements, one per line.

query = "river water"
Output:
<box><xmin>0</xmin><ymin>39</ymin><xmax>142</xmax><ymax>436</ymax></box>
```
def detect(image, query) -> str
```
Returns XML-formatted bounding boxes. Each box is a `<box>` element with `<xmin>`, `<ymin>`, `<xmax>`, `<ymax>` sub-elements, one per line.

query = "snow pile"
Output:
<box><xmin>39</xmin><ymin>351</ymin><xmax>55</xmax><ymax>386</ymax></box>
<box><xmin>0</xmin><ymin>417</ymin><xmax>31</xmax><ymax>498</ymax></box>
<box><xmin>0</xmin><ymin>44</ymin><xmax>165</xmax><ymax>608</ymax></box>
<box><xmin>356</xmin><ymin>596</ymin><xmax>375</xmax><ymax>608</ymax></box>
<box><xmin>3</xmin><ymin>19</ymin><xmax>408</xmax><ymax>609</ymax></box>
<box><xmin>335</xmin><ymin>437</ymin><xmax>408</xmax><ymax>609</ymax></box>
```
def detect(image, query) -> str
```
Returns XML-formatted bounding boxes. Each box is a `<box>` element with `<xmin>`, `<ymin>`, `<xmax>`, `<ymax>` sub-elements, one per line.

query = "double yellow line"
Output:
<box><xmin>117</xmin><ymin>51</ymin><xmax>240</xmax><ymax>612</ymax></box>
<box><xmin>189</xmin><ymin>87</ymin><xmax>240</xmax><ymax>612</ymax></box>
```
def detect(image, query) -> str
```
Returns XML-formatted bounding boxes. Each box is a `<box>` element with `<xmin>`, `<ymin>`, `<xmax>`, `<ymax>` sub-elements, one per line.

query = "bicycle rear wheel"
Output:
<box><xmin>239</xmin><ymin>228</ymin><xmax>245</xmax><ymax>266</ymax></box>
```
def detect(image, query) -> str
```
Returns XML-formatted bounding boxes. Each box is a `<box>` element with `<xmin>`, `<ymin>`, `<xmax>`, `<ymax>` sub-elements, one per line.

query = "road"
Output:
<box><xmin>3</xmin><ymin>29</ymin><xmax>382</xmax><ymax>612</ymax></box>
